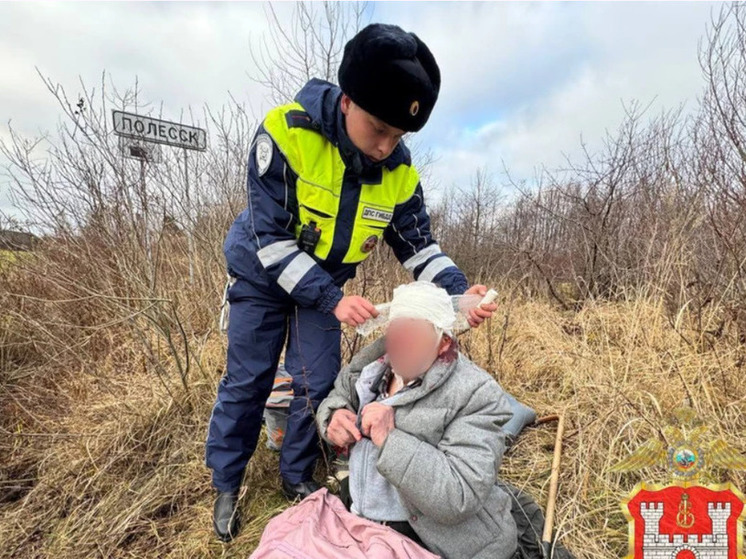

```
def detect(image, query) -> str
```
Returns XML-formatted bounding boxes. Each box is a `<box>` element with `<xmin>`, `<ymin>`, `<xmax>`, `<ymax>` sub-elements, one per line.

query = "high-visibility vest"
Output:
<box><xmin>263</xmin><ymin>101</ymin><xmax>420</xmax><ymax>264</ymax></box>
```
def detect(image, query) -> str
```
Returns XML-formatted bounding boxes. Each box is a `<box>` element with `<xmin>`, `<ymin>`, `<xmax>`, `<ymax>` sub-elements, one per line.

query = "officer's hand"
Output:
<box><xmin>333</xmin><ymin>295</ymin><xmax>379</xmax><ymax>327</ymax></box>
<box><xmin>327</xmin><ymin>408</ymin><xmax>362</xmax><ymax>448</ymax></box>
<box><xmin>465</xmin><ymin>284</ymin><xmax>498</xmax><ymax>328</ymax></box>
<box><xmin>360</xmin><ymin>402</ymin><xmax>395</xmax><ymax>447</ymax></box>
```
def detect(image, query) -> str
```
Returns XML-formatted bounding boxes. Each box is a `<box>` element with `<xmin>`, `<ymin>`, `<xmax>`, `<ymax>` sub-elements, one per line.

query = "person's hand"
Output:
<box><xmin>326</xmin><ymin>409</ymin><xmax>362</xmax><ymax>448</ymax></box>
<box><xmin>465</xmin><ymin>284</ymin><xmax>497</xmax><ymax>328</ymax></box>
<box><xmin>333</xmin><ymin>295</ymin><xmax>379</xmax><ymax>327</ymax></box>
<box><xmin>360</xmin><ymin>402</ymin><xmax>395</xmax><ymax>447</ymax></box>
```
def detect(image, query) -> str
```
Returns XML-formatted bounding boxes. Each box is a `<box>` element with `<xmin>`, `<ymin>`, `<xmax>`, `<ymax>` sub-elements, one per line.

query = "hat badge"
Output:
<box><xmin>409</xmin><ymin>100</ymin><xmax>420</xmax><ymax>117</ymax></box>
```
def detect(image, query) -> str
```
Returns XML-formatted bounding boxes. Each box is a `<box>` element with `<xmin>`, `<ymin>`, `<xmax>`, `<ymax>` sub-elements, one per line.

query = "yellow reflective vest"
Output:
<box><xmin>263</xmin><ymin>101</ymin><xmax>420</xmax><ymax>264</ymax></box>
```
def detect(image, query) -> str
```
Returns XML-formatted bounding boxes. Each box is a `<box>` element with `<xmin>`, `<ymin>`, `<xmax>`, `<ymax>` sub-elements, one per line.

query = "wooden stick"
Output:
<box><xmin>542</xmin><ymin>413</ymin><xmax>566</xmax><ymax>558</ymax></box>
<box><xmin>533</xmin><ymin>414</ymin><xmax>560</xmax><ymax>426</ymax></box>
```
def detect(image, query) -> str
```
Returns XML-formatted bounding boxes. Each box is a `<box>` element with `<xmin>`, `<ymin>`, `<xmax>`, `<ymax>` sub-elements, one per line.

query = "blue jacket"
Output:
<box><xmin>224</xmin><ymin>79</ymin><xmax>468</xmax><ymax>313</ymax></box>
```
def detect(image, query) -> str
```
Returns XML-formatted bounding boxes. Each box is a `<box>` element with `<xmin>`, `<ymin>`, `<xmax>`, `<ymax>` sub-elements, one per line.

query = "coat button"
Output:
<box><xmin>410</xmin><ymin>514</ymin><xmax>418</xmax><ymax>522</ymax></box>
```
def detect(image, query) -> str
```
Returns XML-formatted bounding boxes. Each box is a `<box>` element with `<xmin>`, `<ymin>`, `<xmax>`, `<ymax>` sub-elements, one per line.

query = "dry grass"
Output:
<box><xmin>3</xmin><ymin>6</ymin><xmax>746</xmax><ymax>555</ymax></box>
<box><xmin>2</xmin><ymin>275</ymin><xmax>744</xmax><ymax>558</ymax></box>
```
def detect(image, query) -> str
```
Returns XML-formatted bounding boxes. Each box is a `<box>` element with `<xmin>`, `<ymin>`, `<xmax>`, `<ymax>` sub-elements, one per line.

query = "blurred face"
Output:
<box><xmin>385</xmin><ymin>318</ymin><xmax>452</xmax><ymax>381</ymax></box>
<box><xmin>340</xmin><ymin>94</ymin><xmax>406</xmax><ymax>162</ymax></box>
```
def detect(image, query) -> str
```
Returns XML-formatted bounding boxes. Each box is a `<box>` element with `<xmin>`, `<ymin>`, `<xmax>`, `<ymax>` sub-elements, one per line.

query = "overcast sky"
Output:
<box><xmin>0</xmin><ymin>1</ymin><xmax>721</xmax><ymax>220</ymax></box>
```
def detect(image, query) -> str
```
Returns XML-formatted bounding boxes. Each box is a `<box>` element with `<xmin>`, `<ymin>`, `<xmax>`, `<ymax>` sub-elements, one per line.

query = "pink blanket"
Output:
<box><xmin>249</xmin><ymin>488</ymin><xmax>440</xmax><ymax>559</ymax></box>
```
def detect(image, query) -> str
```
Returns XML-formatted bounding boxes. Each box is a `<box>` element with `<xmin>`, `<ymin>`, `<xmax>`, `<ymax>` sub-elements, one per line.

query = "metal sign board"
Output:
<box><xmin>112</xmin><ymin>110</ymin><xmax>206</xmax><ymax>151</ymax></box>
<box><xmin>118</xmin><ymin>135</ymin><xmax>162</xmax><ymax>163</ymax></box>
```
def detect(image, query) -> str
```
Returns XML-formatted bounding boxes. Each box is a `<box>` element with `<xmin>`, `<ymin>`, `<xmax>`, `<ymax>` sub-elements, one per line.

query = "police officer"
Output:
<box><xmin>205</xmin><ymin>23</ymin><xmax>497</xmax><ymax>542</ymax></box>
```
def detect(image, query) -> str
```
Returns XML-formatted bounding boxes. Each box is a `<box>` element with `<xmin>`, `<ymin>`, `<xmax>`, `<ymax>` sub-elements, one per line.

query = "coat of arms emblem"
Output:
<box><xmin>611</xmin><ymin>404</ymin><xmax>746</xmax><ymax>559</ymax></box>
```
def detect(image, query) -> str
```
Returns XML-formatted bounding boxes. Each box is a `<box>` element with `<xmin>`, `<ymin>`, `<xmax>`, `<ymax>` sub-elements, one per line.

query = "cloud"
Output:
<box><xmin>374</xmin><ymin>2</ymin><xmax>719</xmax><ymax>192</ymax></box>
<box><xmin>0</xmin><ymin>1</ymin><xmax>721</xmax><ymax>218</ymax></box>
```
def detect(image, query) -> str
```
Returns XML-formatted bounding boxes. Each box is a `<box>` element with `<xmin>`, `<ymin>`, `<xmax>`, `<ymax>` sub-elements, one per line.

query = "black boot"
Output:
<box><xmin>281</xmin><ymin>478</ymin><xmax>321</xmax><ymax>501</ymax></box>
<box><xmin>213</xmin><ymin>490</ymin><xmax>241</xmax><ymax>542</ymax></box>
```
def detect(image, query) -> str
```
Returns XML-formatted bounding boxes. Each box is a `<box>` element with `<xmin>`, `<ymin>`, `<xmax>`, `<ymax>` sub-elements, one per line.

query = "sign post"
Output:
<box><xmin>113</xmin><ymin>110</ymin><xmax>207</xmax><ymax>286</ymax></box>
<box><xmin>112</xmin><ymin>111</ymin><xmax>207</xmax><ymax>152</ymax></box>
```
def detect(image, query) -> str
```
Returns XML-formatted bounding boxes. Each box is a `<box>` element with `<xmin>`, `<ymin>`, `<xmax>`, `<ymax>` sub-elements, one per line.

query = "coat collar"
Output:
<box><xmin>357</xmin><ymin>353</ymin><xmax>460</xmax><ymax>409</ymax></box>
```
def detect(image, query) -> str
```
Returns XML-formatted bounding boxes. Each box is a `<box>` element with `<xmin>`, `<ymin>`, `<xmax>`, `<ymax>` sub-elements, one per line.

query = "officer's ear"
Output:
<box><xmin>340</xmin><ymin>94</ymin><xmax>353</xmax><ymax>115</ymax></box>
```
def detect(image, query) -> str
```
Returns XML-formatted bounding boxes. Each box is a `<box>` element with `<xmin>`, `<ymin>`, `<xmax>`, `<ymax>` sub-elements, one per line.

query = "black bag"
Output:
<box><xmin>497</xmin><ymin>480</ymin><xmax>575</xmax><ymax>559</ymax></box>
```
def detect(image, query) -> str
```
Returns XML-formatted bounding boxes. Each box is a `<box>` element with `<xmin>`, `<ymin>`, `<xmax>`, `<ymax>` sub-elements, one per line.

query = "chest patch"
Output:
<box><xmin>361</xmin><ymin>235</ymin><xmax>379</xmax><ymax>254</ymax></box>
<box><xmin>362</xmin><ymin>206</ymin><xmax>393</xmax><ymax>223</ymax></box>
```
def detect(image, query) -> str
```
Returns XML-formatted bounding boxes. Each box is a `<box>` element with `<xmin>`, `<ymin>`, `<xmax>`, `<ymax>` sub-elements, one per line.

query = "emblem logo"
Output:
<box><xmin>611</xmin><ymin>403</ymin><xmax>746</xmax><ymax>558</ymax></box>
<box><xmin>255</xmin><ymin>134</ymin><xmax>273</xmax><ymax>176</ymax></box>
<box><xmin>623</xmin><ymin>483</ymin><xmax>745</xmax><ymax>559</ymax></box>
<box><xmin>361</xmin><ymin>235</ymin><xmax>378</xmax><ymax>253</ymax></box>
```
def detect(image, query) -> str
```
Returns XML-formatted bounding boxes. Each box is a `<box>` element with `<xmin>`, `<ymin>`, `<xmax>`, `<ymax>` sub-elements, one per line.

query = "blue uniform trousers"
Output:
<box><xmin>205</xmin><ymin>277</ymin><xmax>341</xmax><ymax>491</ymax></box>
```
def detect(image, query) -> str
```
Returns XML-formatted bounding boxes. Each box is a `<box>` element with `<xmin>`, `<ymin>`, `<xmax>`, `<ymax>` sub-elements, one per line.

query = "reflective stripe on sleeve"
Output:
<box><xmin>277</xmin><ymin>252</ymin><xmax>317</xmax><ymax>293</ymax></box>
<box><xmin>402</xmin><ymin>243</ymin><xmax>442</xmax><ymax>272</ymax></box>
<box><xmin>257</xmin><ymin>239</ymin><xmax>299</xmax><ymax>269</ymax></box>
<box><xmin>417</xmin><ymin>255</ymin><xmax>457</xmax><ymax>282</ymax></box>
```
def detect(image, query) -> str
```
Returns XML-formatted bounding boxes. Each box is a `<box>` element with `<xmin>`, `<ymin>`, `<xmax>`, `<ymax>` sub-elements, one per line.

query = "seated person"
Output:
<box><xmin>316</xmin><ymin>281</ymin><xmax>518</xmax><ymax>559</ymax></box>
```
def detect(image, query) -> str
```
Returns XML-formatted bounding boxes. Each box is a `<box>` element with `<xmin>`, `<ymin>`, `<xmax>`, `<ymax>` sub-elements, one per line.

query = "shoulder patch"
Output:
<box><xmin>255</xmin><ymin>134</ymin><xmax>273</xmax><ymax>176</ymax></box>
<box><xmin>285</xmin><ymin>110</ymin><xmax>319</xmax><ymax>131</ymax></box>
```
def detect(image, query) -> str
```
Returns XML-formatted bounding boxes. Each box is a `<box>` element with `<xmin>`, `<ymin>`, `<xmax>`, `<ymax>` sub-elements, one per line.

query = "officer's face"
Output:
<box><xmin>341</xmin><ymin>94</ymin><xmax>406</xmax><ymax>162</ymax></box>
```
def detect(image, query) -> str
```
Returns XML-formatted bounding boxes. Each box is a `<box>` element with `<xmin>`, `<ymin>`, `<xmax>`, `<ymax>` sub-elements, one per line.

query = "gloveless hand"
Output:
<box><xmin>326</xmin><ymin>408</ymin><xmax>362</xmax><ymax>448</ymax></box>
<box><xmin>464</xmin><ymin>284</ymin><xmax>497</xmax><ymax>328</ymax></box>
<box><xmin>360</xmin><ymin>402</ymin><xmax>395</xmax><ymax>447</ymax></box>
<box><xmin>333</xmin><ymin>295</ymin><xmax>379</xmax><ymax>327</ymax></box>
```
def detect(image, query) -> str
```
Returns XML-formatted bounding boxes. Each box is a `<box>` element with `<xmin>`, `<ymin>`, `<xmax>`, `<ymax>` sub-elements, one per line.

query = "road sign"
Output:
<box><xmin>112</xmin><ymin>110</ymin><xmax>206</xmax><ymax>151</ymax></box>
<box><xmin>118</xmin><ymin>135</ymin><xmax>162</xmax><ymax>163</ymax></box>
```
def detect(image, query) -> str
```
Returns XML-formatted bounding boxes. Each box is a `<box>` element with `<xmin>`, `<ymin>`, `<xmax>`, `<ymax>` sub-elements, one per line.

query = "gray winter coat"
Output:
<box><xmin>316</xmin><ymin>338</ymin><xmax>518</xmax><ymax>559</ymax></box>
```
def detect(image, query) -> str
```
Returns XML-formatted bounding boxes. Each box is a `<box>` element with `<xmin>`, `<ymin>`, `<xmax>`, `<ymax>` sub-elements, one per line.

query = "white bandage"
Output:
<box><xmin>356</xmin><ymin>284</ymin><xmax>497</xmax><ymax>338</ymax></box>
<box><xmin>388</xmin><ymin>281</ymin><xmax>457</xmax><ymax>336</ymax></box>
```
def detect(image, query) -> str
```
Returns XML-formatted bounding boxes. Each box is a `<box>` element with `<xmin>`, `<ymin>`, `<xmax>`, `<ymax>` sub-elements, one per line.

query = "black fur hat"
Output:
<box><xmin>338</xmin><ymin>23</ymin><xmax>440</xmax><ymax>132</ymax></box>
